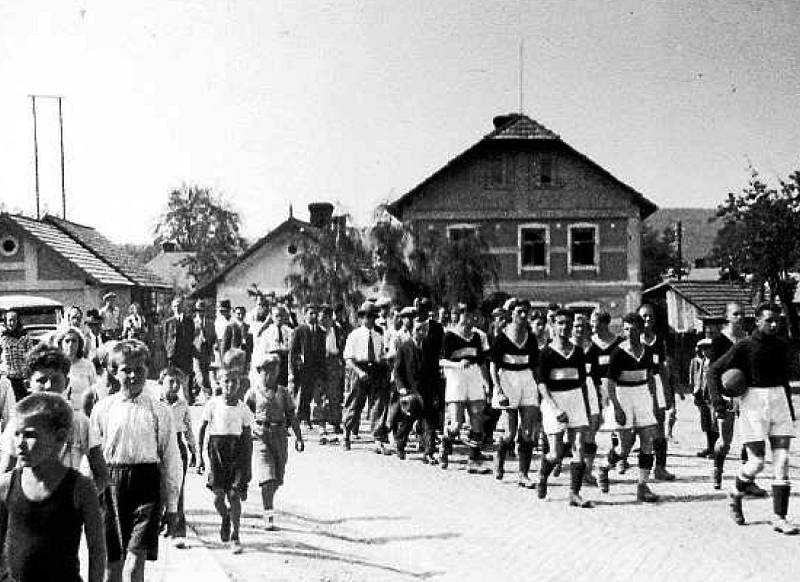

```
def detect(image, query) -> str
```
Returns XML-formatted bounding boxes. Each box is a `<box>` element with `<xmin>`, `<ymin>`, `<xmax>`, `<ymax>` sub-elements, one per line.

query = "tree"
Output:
<box><xmin>285</xmin><ymin>215</ymin><xmax>375</xmax><ymax>309</ymax></box>
<box><xmin>709</xmin><ymin>168</ymin><xmax>800</xmax><ymax>337</ymax></box>
<box><xmin>154</xmin><ymin>184</ymin><xmax>246</xmax><ymax>287</ymax></box>
<box><xmin>641</xmin><ymin>223</ymin><xmax>685</xmax><ymax>289</ymax></box>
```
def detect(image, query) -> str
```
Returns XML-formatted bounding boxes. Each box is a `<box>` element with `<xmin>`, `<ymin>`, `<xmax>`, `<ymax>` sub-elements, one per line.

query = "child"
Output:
<box><xmin>0</xmin><ymin>392</ymin><xmax>105</xmax><ymax>581</ymax></box>
<box><xmin>0</xmin><ymin>345</ymin><xmax>108</xmax><ymax>494</ymax></box>
<box><xmin>158</xmin><ymin>367</ymin><xmax>197</xmax><ymax>549</ymax></box>
<box><xmin>197</xmin><ymin>349</ymin><xmax>253</xmax><ymax>554</ymax></box>
<box><xmin>244</xmin><ymin>353</ymin><xmax>303</xmax><ymax>531</ymax></box>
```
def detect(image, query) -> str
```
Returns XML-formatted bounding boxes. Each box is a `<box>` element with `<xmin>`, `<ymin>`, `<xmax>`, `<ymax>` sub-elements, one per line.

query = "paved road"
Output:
<box><xmin>137</xmin><ymin>398</ymin><xmax>800</xmax><ymax>581</ymax></box>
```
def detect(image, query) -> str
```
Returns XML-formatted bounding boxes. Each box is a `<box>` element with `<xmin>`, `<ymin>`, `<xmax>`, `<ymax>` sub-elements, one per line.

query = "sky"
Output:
<box><xmin>1</xmin><ymin>0</ymin><xmax>798</xmax><ymax>244</ymax></box>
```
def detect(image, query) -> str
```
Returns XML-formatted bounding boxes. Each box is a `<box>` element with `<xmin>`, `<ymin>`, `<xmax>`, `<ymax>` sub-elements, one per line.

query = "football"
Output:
<box><xmin>720</xmin><ymin>368</ymin><xmax>747</xmax><ymax>398</ymax></box>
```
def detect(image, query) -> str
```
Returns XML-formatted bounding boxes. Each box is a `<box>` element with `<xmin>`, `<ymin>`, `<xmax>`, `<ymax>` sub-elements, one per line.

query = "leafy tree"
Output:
<box><xmin>121</xmin><ymin>243</ymin><xmax>160</xmax><ymax>265</ymax></box>
<box><xmin>641</xmin><ymin>223</ymin><xmax>686</xmax><ymax>288</ymax></box>
<box><xmin>709</xmin><ymin>168</ymin><xmax>800</xmax><ymax>337</ymax></box>
<box><xmin>154</xmin><ymin>184</ymin><xmax>246</xmax><ymax>287</ymax></box>
<box><xmin>285</xmin><ymin>215</ymin><xmax>374</xmax><ymax>309</ymax></box>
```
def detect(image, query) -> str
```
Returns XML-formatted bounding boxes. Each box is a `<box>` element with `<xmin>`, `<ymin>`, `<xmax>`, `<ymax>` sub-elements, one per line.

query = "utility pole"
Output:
<box><xmin>30</xmin><ymin>96</ymin><xmax>40</xmax><ymax>219</ymax></box>
<box><xmin>28</xmin><ymin>94</ymin><xmax>66</xmax><ymax>219</ymax></box>
<box><xmin>676</xmin><ymin>220</ymin><xmax>683</xmax><ymax>281</ymax></box>
<box><xmin>58</xmin><ymin>97</ymin><xmax>66</xmax><ymax>219</ymax></box>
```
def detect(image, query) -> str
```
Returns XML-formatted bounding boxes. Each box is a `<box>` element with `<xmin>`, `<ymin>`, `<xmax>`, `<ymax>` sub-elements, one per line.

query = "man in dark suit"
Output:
<box><xmin>163</xmin><ymin>296</ymin><xmax>196</xmax><ymax>401</ymax></box>
<box><xmin>392</xmin><ymin>314</ymin><xmax>426</xmax><ymax>459</ymax></box>
<box><xmin>414</xmin><ymin>298</ymin><xmax>445</xmax><ymax>464</ymax></box>
<box><xmin>192</xmin><ymin>299</ymin><xmax>217</xmax><ymax>399</ymax></box>
<box><xmin>289</xmin><ymin>304</ymin><xmax>328</xmax><ymax>429</ymax></box>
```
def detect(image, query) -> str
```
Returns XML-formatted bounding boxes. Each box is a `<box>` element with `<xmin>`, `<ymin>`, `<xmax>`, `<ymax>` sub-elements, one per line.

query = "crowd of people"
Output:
<box><xmin>0</xmin><ymin>290</ymin><xmax>796</xmax><ymax>581</ymax></box>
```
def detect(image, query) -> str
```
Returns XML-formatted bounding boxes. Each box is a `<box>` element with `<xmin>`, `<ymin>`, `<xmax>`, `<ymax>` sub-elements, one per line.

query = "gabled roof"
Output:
<box><xmin>643</xmin><ymin>280</ymin><xmax>755</xmax><ymax>318</ymax></box>
<box><xmin>3</xmin><ymin>214</ymin><xmax>133</xmax><ymax>286</ymax></box>
<box><xmin>387</xmin><ymin>113</ymin><xmax>657</xmax><ymax>219</ymax></box>
<box><xmin>193</xmin><ymin>216</ymin><xmax>316</xmax><ymax>297</ymax></box>
<box><xmin>44</xmin><ymin>216</ymin><xmax>170</xmax><ymax>289</ymax></box>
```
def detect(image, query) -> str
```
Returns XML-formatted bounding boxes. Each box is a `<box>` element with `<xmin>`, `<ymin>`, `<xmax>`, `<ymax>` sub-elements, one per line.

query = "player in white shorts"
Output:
<box><xmin>490</xmin><ymin>299</ymin><xmax>541</xmax><ymax>488</ymax></box>
<box><xmin>602</xmin><ymin>312</ymin><xmax>662</xmax><ymax>502</ymax></box>
<box><xmin>439</xmin><ymin>303</ymin><xmax>491</xmax><ymax>474</ymax></box>
<box><xmin>537</xmin><ymin>309</ymin><xmax>596</xmax><ymax>508</ymax></box>
<box><xmin>707</xmin><ymin>303</ymin><xmax>798</xmax><ymax>535</ymax></box>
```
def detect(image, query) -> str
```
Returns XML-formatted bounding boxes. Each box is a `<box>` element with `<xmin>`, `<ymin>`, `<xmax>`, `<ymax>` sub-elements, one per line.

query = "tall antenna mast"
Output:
<box><xmin>58</xmin><ymin>97</ymin><xmax>66</xmax><ymax>219</ymax></box>
<box><xmin>30</xmin><ymin>96</ymin><xmax>40</xmax><ymax>219</ymax></box>
<box><xmin>518</xmin><ymin>39</ymin><xmax>525</xmax><ymax>114</ymax></box>
<box><xmin>28</xmin><ymin>94</ymin><xmax>67</xmax><ymax>219</ymax></box>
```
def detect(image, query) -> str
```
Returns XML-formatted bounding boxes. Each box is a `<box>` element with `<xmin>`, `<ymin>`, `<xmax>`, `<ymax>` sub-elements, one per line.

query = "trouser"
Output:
<box><xmin>295</xmin><ymin>369</ymin><xmax>326</xmax><ymax>423</ymax></box>
<box><xmin>313</xmin><ymin>357</ymin><xmax>344</xmax><ymax>426</ymax></box>
<box><xmin>696</xmin><ymin>401</ymin><xmax>714</xmax><ymax>434</ymax></box>
<box><xmin>344</xmin><ymin>366</ymin><xmax>389</xmax><ymax>442</ymax></box>
<box><xmin>175</xmin><ymin>435</ymin><xmax>189</xmax><ymax>537</ymax></box>
<box><xmin>193</xmin><ymin>357</ymin><xmax>212</xmax><ymax>397</ymax></box>
<box><xmin>169</xmin><ymin>358</ymin><xmax>196</xmax><ymax>404</ymax></box>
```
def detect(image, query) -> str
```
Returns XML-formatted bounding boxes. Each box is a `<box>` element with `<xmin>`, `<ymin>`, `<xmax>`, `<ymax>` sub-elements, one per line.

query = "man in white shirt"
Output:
<box><xmin>342</xmin><ymin>302</ymin><xmax>389</xmax><ymax>452</ymax></box>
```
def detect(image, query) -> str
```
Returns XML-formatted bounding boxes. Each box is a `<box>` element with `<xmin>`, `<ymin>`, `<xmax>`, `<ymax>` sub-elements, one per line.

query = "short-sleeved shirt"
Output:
<box><xmin>607</xmin><ymin>344</ymin><xmax>656</xmax><ymax>386</ymax></box>
<box><xmin>1</xmin><ymin>410</ymin><xmax>90</xmax><ymax>470</ymax></box>
<box><xmin>539</xmin><ymin>345</ymin><xmax>586</xmax><ymax>392</ymax></box>
<box><xmin>491</xmin><ymin>330</ymin><xmax>539</xmax><ymax>372</ymax></box>
<box><xmin>201</xmin><ymin>396</ymin><xmax>253</xmax><ymax>436</ymax></box>
<box><xmin>343</xmin><ymin>326</ymin><xmax>385</xmax><ymax>363</ymax></box>
<box><xmin>442</xmin><ymin>329</ymin><xmax>488</xmax><ymax>365</ymax></box>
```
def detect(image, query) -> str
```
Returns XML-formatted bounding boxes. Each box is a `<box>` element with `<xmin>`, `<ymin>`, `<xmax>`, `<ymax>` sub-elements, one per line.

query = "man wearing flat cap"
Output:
<box><xmin>342</xmin><ymin>301</ymin><xmax>389</xmax><ymax>451</ymax></box>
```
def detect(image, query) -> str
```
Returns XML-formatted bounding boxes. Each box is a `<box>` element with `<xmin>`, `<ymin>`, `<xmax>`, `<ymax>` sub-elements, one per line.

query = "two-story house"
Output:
<box><xmin>387</xmin><ymin>113</ymin><xmax>657</xmax><ymax>318</ymax></box>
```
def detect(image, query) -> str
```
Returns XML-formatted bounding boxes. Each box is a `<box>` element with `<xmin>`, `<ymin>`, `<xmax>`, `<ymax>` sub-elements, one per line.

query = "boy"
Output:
<box><xmin>0</xmin><ymin>345</ymin><xmax>108</xmax><ymax>494</ymax></box>
<box><xmin>158</xmin><ymin>367</ymin><xmax>197</xmax><ymax>549</ymax></box>
<box><xmin>89</xmin><ymin>340</ymin><xmax>182</xmax><ymax>582</ymax></box>
<box><xmin>198</xmin><ymin>349</ymin><xmax>253</xmax><ymax>553</ymax></box>
<box><xmin>244</xmin><ymin>353</ymin><xmax>303</xmax><ymax>531</ymax></box>
<box><xmin>0</xmin><ymin>393</ymin><xmax>105</xmax><ymax>581</ymax></box>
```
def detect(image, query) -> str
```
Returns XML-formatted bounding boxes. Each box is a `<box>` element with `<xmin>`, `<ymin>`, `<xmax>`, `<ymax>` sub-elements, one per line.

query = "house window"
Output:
<box><xmin>531</xmin><ymin>154</ymin><xmax>557</xmax><ymax>187</ymax></box>
<box><xmin>518</xmin><ymin>225</ymin><xmax>548</xmax><ymax>271</ymax></box>
<box><xmin>486</xmin><ymin>154</ymin><xmax>509</xmax><ymax>187</ymax></box>
<box><xmin>0</xmin><ymin>235</ymin><xmax>19</xmax><ymax>257</ymax></box>
<box><xmin>447</xmin><ymin>224</ymin><xmax>477</xmax><ymax>243</ymax></box>
<box><xmin>568</xmin><ymin>224</ymin><xmax>598</xmax><ymax>271</ymax></box>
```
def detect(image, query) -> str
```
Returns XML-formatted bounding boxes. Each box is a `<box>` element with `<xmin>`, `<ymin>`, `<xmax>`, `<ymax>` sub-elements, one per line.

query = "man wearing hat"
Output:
<box><xmin>690</xmin><ymin>335</ymin><xmax>715</xmax><ymax>459</ymax></box>
<box><xmin>289</xmin><ymin>304</ymin><xmax>327</xmax><ymax>432</ymax></box>
<box><xmin>342</xmin><ymin>301</ymin><xmax>389</xmax><ymax>452</ymax></box>
<box><xmin>99</xmin><ymin>291</ymin><xmax>121</xmax><ymax>341</ymax></box>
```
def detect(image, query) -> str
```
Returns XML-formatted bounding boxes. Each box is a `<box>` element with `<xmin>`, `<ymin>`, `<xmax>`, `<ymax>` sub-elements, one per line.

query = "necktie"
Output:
<box><xmin>277</xmin><ymin>325</ymin><xmax>283</xmax><ymax>346</ymax></box>
<box><xmin>367</xmin><ymin>331</ymin><xmax>375</xmax><ymax>362</ymax></box>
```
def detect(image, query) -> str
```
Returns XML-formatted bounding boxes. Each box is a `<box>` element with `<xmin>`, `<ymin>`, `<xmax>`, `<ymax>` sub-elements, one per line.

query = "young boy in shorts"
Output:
<box><xmin>244</xmin><ymin>353</ymin><xmax>304</xmax><ymax>531</ymax></box>
<box><xmin>0</xmin><ymin>392</ymin><xmax>105</xmax><ymax>581</ymax></box>
<box><xmin>198</xmin><ymin>348</ymin><xmax>253</xmax><ymax>553</ymax></box>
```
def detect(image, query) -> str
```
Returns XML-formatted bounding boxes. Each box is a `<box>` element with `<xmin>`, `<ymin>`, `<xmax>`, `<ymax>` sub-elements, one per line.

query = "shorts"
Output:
<box><xmin>492</xmin><ymin>368</ymin><xmax>539</xmax><ymax>409</ymax></box>
<box><xmin>254</xmin><ymin>427</ymin><xmax>289</xmax><ymax>486</ymax></box>
<box><xmin>603</xmin><ymin>384</ymin><xmax>656</xmax><ymax>431</ymax></box>
<box><xmin>738</xmin><ymin>387</ymin><xmax>795</xmax><ymax>443</ymax></box>
<box><xmin>207</xmin><ymin>435</ymin><xmax>249</xmax><ymax>493</ymax></box>
<box><xmin>104</xmin><ymin>463</ymin><xmax>161</xmax><ymax>562</ymax></box>
<box><xmin>541</xmin><ymin>388</ymin><xmax>589</xmax><ymax>434</ymax></box>
<box><xmin>444</xmin><ymin>366</ymin><xmax>486</xmax><ymax>403</ymax></box>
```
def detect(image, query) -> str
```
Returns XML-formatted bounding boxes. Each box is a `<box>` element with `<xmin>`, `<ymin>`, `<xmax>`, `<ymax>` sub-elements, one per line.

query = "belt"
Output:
<box><xmin>255</xmin><ymin>420</ymin><xmax>286</xmax><ymax>427</ymax></box>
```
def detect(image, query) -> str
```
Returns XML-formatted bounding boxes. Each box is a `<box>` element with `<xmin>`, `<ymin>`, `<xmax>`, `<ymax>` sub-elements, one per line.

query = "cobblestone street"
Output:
<box><xmin>140</xmin><ymin>398</ymin><xmax>800</xmax><ymax>582</ymax></box>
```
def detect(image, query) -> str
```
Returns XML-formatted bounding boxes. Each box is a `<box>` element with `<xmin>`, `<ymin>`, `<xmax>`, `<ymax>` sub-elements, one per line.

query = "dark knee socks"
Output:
<box><xmin>654</xmin><ymin>437</ymin><xmax>668</xmax><ymax>467</ymax></box>
<box><xmin>773</xmin><ymin>484</ymin><xmax>791</xmax><ymax>518</ymax></box>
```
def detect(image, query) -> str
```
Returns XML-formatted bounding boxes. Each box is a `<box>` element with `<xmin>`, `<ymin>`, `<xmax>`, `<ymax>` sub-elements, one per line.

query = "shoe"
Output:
<box><xmin>636</xmin><ymin>483</ymin><xmax>659</xmax><ymax>503</ymax></box>
<box><xmin>342</xmin><ymin>439</ymin><xmax>351</xmax><ymax>451</ymax></box>
<box><xmin>467</xmin><ymin>459</ymin><xmax>481</xmax><ymax>474</ymax></box>
<box><xmin>230</xmin><ymin>539</ymin><xmax>242</xmax><ymax>554</ymax></box>
<box><xmin>617</xmin><ymin>459</ymin><xmax>630</xmax><ymax>474</ymax></box>
<box><xmin>583</xmin><ymin>473</ymin><xmax>598</xmax><ymax>487</ymax></box>
<box><xmin>712</xmin><ymin>468</ymin><xmax>722</xmax><ymax>490</ymax></box>
<box><xmin>653</xmin><ymin>466</ymin><xmax>676</xmax><ymax>482</ymax></box>
<box><xmin>332</xmin><ymin>424</ymin><xmax>343</xmax><ymax>434</ymax></box>
<box><xmin>396</xmin><ymin>449</ymin><xmax>406</xmax><ymax>460</ymax></box>
<box><xmin>220</xmin><ymin>516</ymin><xmax>231</xmax><ymax>542</ymax></box>
<box><xmin>568</xmin><ymin>493</ymin><xmax>595</xmax><ymax>508</ymax></box>
<box><xmin>517</xmin><ymin>474</ymin><xmax>536</xmax><ymax>489</ymax></box>
<box><xmin>728</xmin><ymin>493</ymin><xmax>745</xmax><ymax>525</ymax></box>
<box><xmin>319</xmin><ymin>434</ymin><xmax>328</xmax><ymax>445</ymax></box>
<box><xmin>173</xmin><ymin>537</ymin><xmax>187</xmax><ymax>549</ymax></box>
<box><xmin>598</xmin><ymin>466</ymin><xmax>610</xmax><ymax>494</ymax></box>
<box><xmin>422</xmin><ymin>453</ymin><xmax>438</xmax><ymax>465</ymax></box>
<box><xmin>375</xmin><ymin>443</ymin><xmax>386</xmax><ymax>455</ymax></box>
<box><xmin>264</xmin><ymin>511</ymin><xmax>275</xmax><ymax>531</ymax></box>
<box><xmin>741</xmin><ymin>481</ymin><xmax>769</xmax><ymax>498</ymax></box>
<box><xmin>772</xmin><ymin>518</ymin><xmax>800</xmax><ymax>535</ymax></box>
<box><xmin>552</xmin><ymin>461</ymin><xmax>562</xmax><ymax>477</ymax></box>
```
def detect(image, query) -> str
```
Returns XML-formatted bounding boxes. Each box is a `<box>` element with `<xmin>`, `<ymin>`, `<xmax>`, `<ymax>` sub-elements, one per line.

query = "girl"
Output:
<box><xmin>57</xmin><ymin>327</ymin><xmax>97</xmax><ymax>411</ymax></box>
<box><xmin>197</xmin><ymin>349</ymin><xmax>253</xmax><ymax>554</ymax></box>
<box><xmin>244</xmin><ymin>353</ymin><xmax>303</xmax><ymax>531</ymax></box>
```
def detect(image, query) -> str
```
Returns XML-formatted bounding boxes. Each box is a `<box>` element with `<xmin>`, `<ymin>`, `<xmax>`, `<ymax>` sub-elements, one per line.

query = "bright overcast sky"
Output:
<box><xmin>1</xmin><ymin>1</ymin><xmax>798</xmax><ymax>243</ymax></box>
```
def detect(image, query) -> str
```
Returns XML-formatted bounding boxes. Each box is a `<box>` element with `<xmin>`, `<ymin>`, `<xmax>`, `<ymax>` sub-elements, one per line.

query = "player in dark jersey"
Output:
<box><xmin>439</xmin><ymin>303</ymin><xmax>491</xmax><ymax>474</ymax></box>
<box><xmin>585</xmin><ymin>310</ymin><xmax>621</xmax><ymax>489</ymax></box>
<box><xmin>707</xmin><ymin>303</ymin><xmax>798</xmax><ymax>534</ymax></box>
<box><xmin>638</xmin><ymin>304</ymin><xmax>675</xmax><ymax>482</ymax></box>
<box><xmin>537</xmin><ymin>310</ymin><xmax>596</xmax><ymax>508</ymax></box>
<box><xmin>603</xmin><ymin>312</ymin><xmax>662</xmax><ymax>502</ymax></box>
<box><xmin>490</xmin><ymin>299</ymin><xmax>540</xmax><ymax>488</ymax></box>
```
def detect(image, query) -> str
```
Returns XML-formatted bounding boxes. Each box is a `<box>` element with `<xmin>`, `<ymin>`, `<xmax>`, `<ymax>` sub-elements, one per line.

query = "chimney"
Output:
<box><xmin>492</xmin><ymin>113</ymin><xmax>522</xmax><ymax>130</ymax></box>
<box><xmin>308</xmin><ymin>202</ymin><xmax>334</xmax><ymax>229</ymax></box>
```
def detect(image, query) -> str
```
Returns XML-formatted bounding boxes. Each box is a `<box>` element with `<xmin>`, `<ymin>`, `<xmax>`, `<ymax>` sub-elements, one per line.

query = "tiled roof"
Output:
<box><xmin>7</xmin><ymin>215</ymin><xmax>133</xmax><ymax>286</ymax></box>
<box><xmin>45</xmin><ymin>216</ymin><xmax>170</xmax><ymax>289</ymax></box>
<box><xmin>646</xmin><ymin>280</ymin><xmax>755</xmax><ymax>318</ymax></box>
<box><xmin>486</xmin><ymin>114</ymin><xmax>560</xmax><ymax>140</ymax></box>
